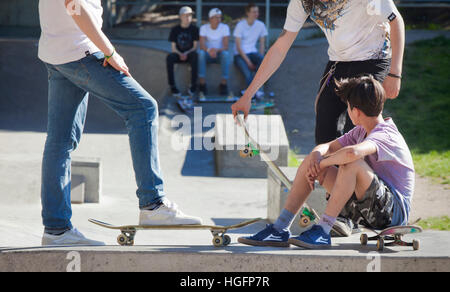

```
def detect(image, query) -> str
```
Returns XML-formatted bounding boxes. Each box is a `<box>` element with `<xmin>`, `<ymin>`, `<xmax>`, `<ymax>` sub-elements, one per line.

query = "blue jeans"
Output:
<box><xmin>198</xmin><ymin>50</ymin><xmax>230</xmax><ymax>80</ymax></box>
<box><xmin>234</xmin><ymin>52</ymin><xmax>264</xmax><ymax>86</ymax></box>
<box><xmin>41</xmin><ymin>52</ymin><xmax>165</xmax><ymax>233</ymax></box>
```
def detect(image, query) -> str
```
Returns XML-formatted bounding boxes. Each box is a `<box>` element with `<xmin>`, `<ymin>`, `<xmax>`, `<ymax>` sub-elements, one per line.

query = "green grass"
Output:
<box><xmin>405</xmin><ymin>23</ymin><xmax>444</xmax><ymax>31</ymax></box>
<box><xmin>288</xmin><ymin>150</ymin><xmax>300</xmax><ymax>167</ymax></box>
<box><xmin>384</xmin><ymin>36</ymin><xmax>450</xmax><ymax>184</ymax></box>
<box><xmin>417</xmin><ymin>216</ymin><xmax>450</xmax><ymax>231</ymax></box>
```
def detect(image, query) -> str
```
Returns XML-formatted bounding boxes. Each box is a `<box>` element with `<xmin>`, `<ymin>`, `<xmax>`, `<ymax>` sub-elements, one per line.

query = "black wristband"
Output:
<box><xmin>388</xmin><ymin>73</ymin><xmax>402</xmax><ymax>79</ymax></box>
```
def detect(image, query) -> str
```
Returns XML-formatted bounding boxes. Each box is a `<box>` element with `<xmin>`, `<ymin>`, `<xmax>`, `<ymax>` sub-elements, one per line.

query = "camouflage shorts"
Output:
<box><xmin>340</xmin><ymin>174</ymin><xmax>395</xmax><ymax>230</ymax></box>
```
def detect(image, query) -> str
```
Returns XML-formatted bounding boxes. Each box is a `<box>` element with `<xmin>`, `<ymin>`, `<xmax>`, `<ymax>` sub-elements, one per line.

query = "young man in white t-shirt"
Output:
<box><xmin>198</xmin><ymin>8</ymin><xmax>231</xmax><ymax>96</ymax></box>
<box><xmin>38</xmin><ymin>0</ymin><xmax>202</xmax><ymax>246</ymax></box>
<box><xmin>233</xmin><ymin>3</ymin><xmax>268</xmax><ymax>98</ymax></box>
<box><xmin>232</xmin><ymin>0</ymin><xmax>405</xmax><ymax>236</ymax></box>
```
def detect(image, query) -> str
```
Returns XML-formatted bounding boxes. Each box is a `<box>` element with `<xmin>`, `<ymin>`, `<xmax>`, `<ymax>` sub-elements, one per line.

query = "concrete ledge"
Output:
<box><xmin>214</xmin><ymin>114</ymin><xmax>289</xmax><ymax>178</ymax></box>
<box><xmin>174</xmin><ymin>62</ymin><xmax>247</xmax><ymax>96</ymax></box>
<box><xmin>72</xmin><ymin>157</ymin><xmax>101</xmax><ymax>203</ymax></box>
<box><xmin>1</xmin><ymin>231</ymin><xmax>449</xmax><ymax>272</ymax></box>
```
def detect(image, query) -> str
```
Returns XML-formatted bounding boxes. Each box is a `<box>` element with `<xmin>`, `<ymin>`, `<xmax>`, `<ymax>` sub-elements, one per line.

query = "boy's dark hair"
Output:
<box><xmin>335</xmin><ymin>75</ymin><xmax>386</xmax><ymax>117</ymax></box>
<box><xmin>245</xmin><ymin>3</ymin><xmax>258</xmax><ymax>13</ymax></box>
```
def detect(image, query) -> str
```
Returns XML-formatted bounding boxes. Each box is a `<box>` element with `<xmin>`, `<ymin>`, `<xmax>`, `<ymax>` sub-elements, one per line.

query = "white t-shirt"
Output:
<box><xmin>200</xmin><ymin>23</ymin><xmax>230</xmax><ymax>50</ymax></box>
<box><xmin>233</xmin><ymin>19</ymin><xmax>268</xmax><ymax>55</ymax></box>
<box><xmin>284</xmin><ymin>0</ymin><xmax>400</xmax><ymax>61</ymax></box>
<box><xmin>38</xmin><ymin>0</ymin><xmax>103</xmax><ymax>65</ymax></box>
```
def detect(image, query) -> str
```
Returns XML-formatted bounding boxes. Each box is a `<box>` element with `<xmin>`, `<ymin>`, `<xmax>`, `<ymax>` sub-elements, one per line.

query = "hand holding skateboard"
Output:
<box><xmin>231</xmin><ymin>96</ymin><xmax>252</xmax><ymax>120</ymax></box>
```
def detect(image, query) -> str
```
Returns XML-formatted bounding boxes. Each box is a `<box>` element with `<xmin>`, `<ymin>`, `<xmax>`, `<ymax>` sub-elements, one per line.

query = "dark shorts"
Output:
<box><xmin>315</xmin><ymin>59</ymin><xmax>391</xmax><ymax>145</ymax></box>
<box><xmin>340</xmin><ymin>174</ymin><xmax>395</xmax><ymax>229</ymax></box>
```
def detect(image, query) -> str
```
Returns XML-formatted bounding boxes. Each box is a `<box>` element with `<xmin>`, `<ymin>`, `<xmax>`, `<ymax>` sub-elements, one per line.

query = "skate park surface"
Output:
<box><xmin>1</xmin><ymin>33</ymin><xmax>449</xmax><ymax>272</ymax></box>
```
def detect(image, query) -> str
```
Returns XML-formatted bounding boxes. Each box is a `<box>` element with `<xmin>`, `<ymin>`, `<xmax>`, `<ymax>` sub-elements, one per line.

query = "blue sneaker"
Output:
<box><xmin>288</xmin><ymin>225</ymin><xmax>332</xmax><ymax>249</ymax></box>
<box><xmin>238</xmin><ymin>224</ymin><xmax>290</xmax><ymax>247</ymax></box>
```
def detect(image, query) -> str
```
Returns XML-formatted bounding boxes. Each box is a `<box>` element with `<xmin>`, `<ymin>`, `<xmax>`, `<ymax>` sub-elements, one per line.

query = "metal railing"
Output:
<box><xmin>107</xmin><ymin>0</ymin><xmax>281</xmax><ymax>47</ymax></box>
<box><xmin>105</xmin><ymin>0</ymin><xmax>450</xmax><ymax>46</ymax></box>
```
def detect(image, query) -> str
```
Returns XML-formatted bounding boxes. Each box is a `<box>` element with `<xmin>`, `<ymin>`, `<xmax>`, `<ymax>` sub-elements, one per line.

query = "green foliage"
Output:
<box><xmin>384</xmin><ymin>36</ymin><xmax>450</xmax><ymax>184</ymax></box>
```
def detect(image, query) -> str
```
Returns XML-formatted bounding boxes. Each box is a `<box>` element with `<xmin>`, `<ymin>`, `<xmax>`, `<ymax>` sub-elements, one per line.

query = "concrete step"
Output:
<box><xmin>1</xmin><ymin>231</ymin><xmax>449</xmax><ymax>272</ymax></box>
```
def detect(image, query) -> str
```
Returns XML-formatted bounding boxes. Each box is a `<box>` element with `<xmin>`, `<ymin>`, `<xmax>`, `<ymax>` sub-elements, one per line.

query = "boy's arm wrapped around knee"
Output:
<box><xmin>319</xmin><ymin>141</ymin><xmax>377</xmax><ymax>169</ymax></box>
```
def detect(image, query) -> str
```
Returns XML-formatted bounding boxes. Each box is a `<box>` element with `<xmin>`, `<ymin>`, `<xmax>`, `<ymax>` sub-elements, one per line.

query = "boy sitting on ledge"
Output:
<box><xmin>239</xmin><ymin>75</ymin><xmax>415</xmax><ymax>249</ymax></box>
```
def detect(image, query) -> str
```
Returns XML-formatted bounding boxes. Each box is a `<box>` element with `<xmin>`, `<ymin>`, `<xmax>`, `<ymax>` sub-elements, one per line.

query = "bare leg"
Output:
<box><xmin>324</xmin><ymin>159</ymin><xmax>374</xmax><ymax>218</ymax></box>
<box><xmin>283</xmin><ymin>156</ymin><xmax>336</xmax><ymax>214</ymax></box>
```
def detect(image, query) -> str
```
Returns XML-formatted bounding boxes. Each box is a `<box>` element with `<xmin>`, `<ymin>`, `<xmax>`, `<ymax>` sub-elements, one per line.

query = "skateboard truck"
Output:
<box><xmin>299</xmin><ymin>208</ymin><xmax>316</xmax><ymax>227</ymax></box>
<box><xmin>359</xmin><ymin>225</ymin><xmax>422</xmax><ymax>251</ymax></box>
<box><xmin>239</xmin><ymin>143</ymin><xmax>259</xmax><ymax>158</ymax></box>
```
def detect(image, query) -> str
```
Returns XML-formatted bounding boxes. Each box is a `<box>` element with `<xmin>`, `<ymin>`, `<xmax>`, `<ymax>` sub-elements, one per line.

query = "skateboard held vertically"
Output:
<box><xmin>236</xmin><ymin>114</ymin><xmax>319</xmax><ymax>228</ymax></box>
<box><xmin>89</xmin><ymin>218</ymin><xmax>262</xmax><ymax>247</ymax></box>
<box><xmin>360</xmin><ymin>225</ymin><xmax>422</xmax><ymax>251</ymax></box>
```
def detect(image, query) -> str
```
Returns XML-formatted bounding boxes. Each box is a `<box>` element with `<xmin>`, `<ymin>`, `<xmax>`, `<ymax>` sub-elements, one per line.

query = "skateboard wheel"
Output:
<box><xmin>239</xmin><ymin>149</ymin><xmax>249</xmax><ymax>158</ymax></box>
<box><xmin>413</xmin><ymin>239</ymin><xmax>420</xmax><ymax>251</ymax></box>
<box><xmin>377</xmin><ymin>238</ymin><xmax>384</xmax><ymax>251</ymax></box>
<box><xmin>117</xmin><ymin>234</ymin><xmax>128</xmax><ymax>246</ymax></box>
<box><xmin>299</xmin><ymin>215</ymin><xmax>311</xmax><ymax>227</ymax></box>
<box><xmin>223</xmin><ymin>235</ymin><xmax>231</xmax><ymax>246</ymax></box>
<box><xmin>213</xmin><ymin>236</ymin><xmax>224</xmax><ymax>247</ymax></box>
<box><xmin>360</xmin><ymin>234</ymin><xmax>368</xmax><ymax>246</ymax></box>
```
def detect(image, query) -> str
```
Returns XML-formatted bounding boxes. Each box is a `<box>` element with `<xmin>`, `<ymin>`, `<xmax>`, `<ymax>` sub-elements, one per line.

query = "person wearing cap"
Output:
<box><xmin>198</xmin><ymin>8</ymin><xmax>231</xmax><ymax>96</ymax></box>
<box><xmin>167</xmin><ymin>6</ymin><xmax>199</xmax><ymax>97</ymax></box>
<box><xmin>233</xmin><ymin>3</ymin><xmax>267</xmax><ymax>99</ymax></box>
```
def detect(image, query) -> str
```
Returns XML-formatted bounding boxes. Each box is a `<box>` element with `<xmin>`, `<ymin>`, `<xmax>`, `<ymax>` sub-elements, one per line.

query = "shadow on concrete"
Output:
<box><xmin>161</xmin><ymin>99</ymin><xmax>240</xmax><ymax>178</ymax></box>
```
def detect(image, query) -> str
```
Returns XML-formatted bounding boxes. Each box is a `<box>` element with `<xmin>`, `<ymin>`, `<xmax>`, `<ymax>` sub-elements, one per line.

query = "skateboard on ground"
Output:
<box><xmin>360</xmin><ymin>225</ymin><xmax>423</xmax><ymax>251</ymax></box>
<box><xmin>175</xmin><ymin>95</ymin><xmax>194</xmax><ymax>114</ymax></box>
<box><xmin>88</xmin><ymin>217</ymin><xmax>262</xmax><ymax>247</ymax></box>
<box><xmin>197</xmin><ymin>92</ymin><xmax>240</xmax><ymax>103</ymax></box>
<box><xmin>236</xmin><ymin>115</ymin><xmax>319</xmax><ymax>228</ymax></box>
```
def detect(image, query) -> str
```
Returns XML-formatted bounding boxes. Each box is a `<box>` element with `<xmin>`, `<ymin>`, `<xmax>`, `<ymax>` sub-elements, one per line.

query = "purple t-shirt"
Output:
<box><xmin>338</xmin><ymin>118</ymin><xmax>415</xmax><ymax>226</ymax></box>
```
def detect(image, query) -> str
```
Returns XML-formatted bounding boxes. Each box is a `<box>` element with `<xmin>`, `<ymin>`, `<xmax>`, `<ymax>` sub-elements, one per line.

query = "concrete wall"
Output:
<box><xmin>0</xmin><ymin>0</ymin><xmax>40</xmax><ymax>27</ymax></box>
<box><xmin>0</xmin><ymin>39</ymin><xmax>169</xmax><ymax>133</ymax></box>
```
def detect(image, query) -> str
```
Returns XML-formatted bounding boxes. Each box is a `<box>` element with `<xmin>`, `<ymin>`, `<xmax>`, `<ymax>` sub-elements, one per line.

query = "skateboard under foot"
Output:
<box><xmin>360</xmin><ymin>225</ymin><xmax>423</xmax><ymax>251</ymax></box>
<box><xmin>88</xmin><ymin>218</ymin><xmax>262</xmax><ymax>247</ymax></box>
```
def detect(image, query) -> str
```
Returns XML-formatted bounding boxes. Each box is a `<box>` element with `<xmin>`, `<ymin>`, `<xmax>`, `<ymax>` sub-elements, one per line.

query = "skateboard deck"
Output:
<box><xmin>175</xmin><ymin>95</ymin><xmax>194</xmax><ymax>113</ymax></box>
<box><xmin>360</xmin><ymin>225</ymin><xmax>423</xmax><ymax>251</ymax></box>
<box><xmin>88</xmin><ymin>217</ymin><xmax>262</xmax><ymax>247</ymax></box>
<box><xmin>251</xmin><ymin>100</ymin><xmax>275</xmax><ymax>111</ymax></box>
<box><xmin>197</xmin><ymin>93</ymin><xmax>240</xmax><ymax>103</ymax></box>
<box><xmin>236</xmin><ymin>115</ymin><xmax>321</xmax><ymax>229</ymax></box>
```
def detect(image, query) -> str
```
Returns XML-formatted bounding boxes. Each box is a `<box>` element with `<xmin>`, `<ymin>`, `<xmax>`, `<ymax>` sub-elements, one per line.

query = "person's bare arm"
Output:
<box><xmin>383</xmin><ymin>14</ymin><xmax>405</xmax><ymax>99</ymax></box>
<box><xmin>319</xmin><ymin>141</ymin><xmax>377</xmax><ymax>168</ymax></box>
<box><xmin>199</xmin><ymin>36</ymin><xmax>208</xmax><ymax>52</ymax></box>
<box><xmin>171</xmin><ymin>42</ymin><xmax>182</xmax><ymax>55</ymax></box>
<box><xmin>259</xmin><ymin>36</ymin><xmax>266</xmax><ymax>55</ymax></box>
<box><xmin>306</xmin><ymin>139</ymin><xmax>343</xmax><ymax>180</ymax></box>
<box><xmin>64</xmin><ymin>0</ymin><xmax>130</xmax><ymax>76</ymax></box>
<box><xmin>231</xmin><ymin>29</ymin><xmax>298</xmax><ymax>118</ymax></box>
<box><xmin>219</xmin><ymin>36</ymin><xmax>229</xmax><ymax>52</ymax></box>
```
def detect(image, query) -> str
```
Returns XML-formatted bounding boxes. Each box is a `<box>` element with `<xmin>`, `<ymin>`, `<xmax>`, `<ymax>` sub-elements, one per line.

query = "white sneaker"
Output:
<box><xmin>255</xmin><ymin>90</ymin><xmax>265</xmax><ymax>99</ymax></box>
<box><xmin>42</xmin><ymin>228</ymin><xmax>105</xmax><ymax>246</ymax></box>
<box><xmin>139</xmin><ymin>199</ymin><xmax>202</xmax><ymax>225</ymax></box>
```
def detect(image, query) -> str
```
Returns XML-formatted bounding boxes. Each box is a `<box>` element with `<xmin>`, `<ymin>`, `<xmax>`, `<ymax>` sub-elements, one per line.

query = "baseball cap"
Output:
<box><xmin>208</xmin><ymin>8</ymin><xmax>222</xmax><ymax>18</ymax></box>
<box><xmin>179</xmin><ymin>6</ymin><xmax>193</xmax><ymax>15</ymax></box>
